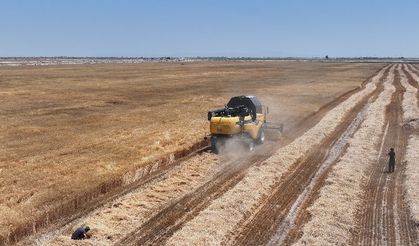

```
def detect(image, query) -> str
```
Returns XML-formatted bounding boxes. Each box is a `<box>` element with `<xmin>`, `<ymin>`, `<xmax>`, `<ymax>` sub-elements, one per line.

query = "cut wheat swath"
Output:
<box><xmin>404</xmin><ymin>135</ymin><xmax>419</xmax><ymax>225</ymax></box>
<box><xmin>294</xmin><ymin>66</ymin><xmax>395</xmax><ymax>245</ymax></box>
<box><xmin>36</xmin><ymin>153</ymin><xmax>220</xmax><ymax>245</ymax></box>
<box><xmin>400</xmin><ymin>65</ymin><xmax>419</xmax><ymax>226</ymax></box>
<box><xmin>165</xmin><ymin>66</ymin><xmax>389</xmax><ymax>245</ymax></box>
<box><xmin>405</xmin><ymin>64</ymin><xmax>419</xmax><ymax>86</ymax></box>
<box><xmin>400</xmin><ymin>65</ymin><xmax>419</xmax><ymax>127</ymax></box>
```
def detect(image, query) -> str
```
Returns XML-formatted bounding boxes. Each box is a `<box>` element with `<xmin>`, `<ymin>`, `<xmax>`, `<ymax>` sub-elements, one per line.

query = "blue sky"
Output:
<box><xmin>0</xmin><ymin>0</ymin><xmax>418</xmax><ymax>57</ymax></box>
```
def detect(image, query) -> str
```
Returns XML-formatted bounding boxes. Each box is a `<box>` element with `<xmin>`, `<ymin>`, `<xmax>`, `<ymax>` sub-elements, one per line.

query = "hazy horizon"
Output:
<box><xmin>1</xmin><ymin>56</ymin><xmax>417</xmax><ymax>59</ymax></box>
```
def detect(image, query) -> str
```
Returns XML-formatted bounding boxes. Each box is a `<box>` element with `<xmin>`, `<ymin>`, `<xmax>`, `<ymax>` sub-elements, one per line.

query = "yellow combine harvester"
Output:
<box><xmin>208</xmin><ymin>95</ymin><xmax>278</xmax><ymax>153</ymax></box>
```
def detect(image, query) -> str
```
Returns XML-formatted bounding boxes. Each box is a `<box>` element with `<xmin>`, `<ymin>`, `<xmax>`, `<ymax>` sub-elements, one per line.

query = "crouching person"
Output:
<box><xmin>71</xmin><ymin>225</ymin><xmax>91</xmax><ymax>240</ymax></box>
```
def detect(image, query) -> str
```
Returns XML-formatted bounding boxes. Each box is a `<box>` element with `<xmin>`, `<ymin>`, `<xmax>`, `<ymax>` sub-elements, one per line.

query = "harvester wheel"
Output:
<box><xmin>211</xmin><ymin>145</ymin><xmax>219</xmax><ymax>154</ymax></box>
<box><xmin>248</xmin><ymin>140</ymin><xmax>255</xmax><ymax>151</ymax></box>
<box><xmin>210</xmin><ymin>136</ymin><xmax>219</xmax><ymax>154</ymax></box>
<box><xmin>257</xmin><ymin>128</ymin><xmax>265</xmax><ymax>144</ymax></box>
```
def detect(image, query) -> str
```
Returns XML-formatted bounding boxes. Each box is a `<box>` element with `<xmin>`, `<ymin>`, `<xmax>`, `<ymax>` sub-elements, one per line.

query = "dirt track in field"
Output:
<box><xmin>227</xmin><ymin>65</ymin><xmax>390</xmax><ymax>246</ymax></box>
<box><xmin>161</xmin><ymin>64</ymin><xmax>416</xmax><ymax>246</ymax></box>
<box><xmin>351</xmin><ymin>65</ymin><xmax>417</xmax><ymax>246</ymax></box>
<box><xmin>115</xmin><ymin>143</ymin><xmax>278</xmax><ymax>246</ymax></box>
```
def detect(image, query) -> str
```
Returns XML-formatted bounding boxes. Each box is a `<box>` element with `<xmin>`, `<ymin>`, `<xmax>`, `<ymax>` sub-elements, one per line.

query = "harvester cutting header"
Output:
<box><xmin>208</xmin><ymin>95</ymin><xmax>282</xmax><ymax>153</ymax></box>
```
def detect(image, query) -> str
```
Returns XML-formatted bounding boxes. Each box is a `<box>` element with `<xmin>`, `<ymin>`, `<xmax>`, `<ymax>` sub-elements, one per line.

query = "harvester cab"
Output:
<box><xmin>207</xmin><ymin>95</ymin><xmax>280</xmax><ymax>153</ymax></box>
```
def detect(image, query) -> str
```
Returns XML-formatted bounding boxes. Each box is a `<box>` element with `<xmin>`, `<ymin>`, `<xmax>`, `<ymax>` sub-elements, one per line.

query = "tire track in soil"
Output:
<box><xmin>279</xmin><ymin>76</ymin><xmax>390</xmax><ymax>245</ymax></box>
<box><xmin>280</xmin><ymin>65</ymin><xmax>392</xmax><ymax>246</ymax></box>
<box><xmin>15</xmin><ymin>143</ymin><xmax>211</xmax><ymax>245</ymax></box>
<box><xmin>351</xmin><ymin>65</ymin><xmax>418</xmax><ymax>246</ymax></box>
<box><xmin>116</xmin><ymin>143</ymin><xmax>277</xmax><ymax>246</ymax></box>
<box><xmin>393</xmin><ymin>66</ymin><xmax>418</xmax><ymax>246</ymax></box>
<box><xmin>229</xmin><ymin>65</ymin><xmax>391</xmax><ymax>246</ymax></box>
<box><xmin>268</xmin><ymin>95</ymin><xmax>368</xmax><ymax>246</ymax></box>
<box><xmin>403</xmin><ymin>65</ymin><xmax>419</xmax><ymax>89</ymax></box>
<box><xmin>115</xmin><ymin>102</ymin><xmax>342</xmax><ymax>245</ymax></box>
<box><xmin>115</xmin><ymin>65</ymin><xmax>390</xmax><ymax>246</ymax></box>
<box><xmin>409</xmin><ymin>64</ymin><xmax>419</xmax><ymax>73</ymax></box>
<box><xmin>404</xmin><ymin>64</ymin><xmax>419</xmax><ymax>111</ymax></box>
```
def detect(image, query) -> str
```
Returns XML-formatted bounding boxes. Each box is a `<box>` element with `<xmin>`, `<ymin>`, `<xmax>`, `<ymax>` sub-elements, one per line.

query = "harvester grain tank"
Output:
<box><xmin>207</xmin><ymin>95</ymin><xmax>280</xmax><ymax>153</ymax></box>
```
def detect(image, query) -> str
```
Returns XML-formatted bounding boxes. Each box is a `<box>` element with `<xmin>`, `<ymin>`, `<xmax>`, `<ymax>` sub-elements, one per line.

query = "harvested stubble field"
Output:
<box><xmin>165</xmin><ymin>64</ymin><xmax>418</xmax><ymax>246</ymax></box>
<box><xmin>2</xmin><ymin>61</ymin><xmax>418</xmax><ymax>245</ymax></box>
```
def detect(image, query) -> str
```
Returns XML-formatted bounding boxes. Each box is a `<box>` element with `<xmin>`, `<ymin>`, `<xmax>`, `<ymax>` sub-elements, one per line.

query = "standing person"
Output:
<box><xmin>71</xmin><ymin>225</ymin><xmax>91</xmax><ymax>240</ymax></box>
<box><xmin>388</xmin><ymin>148</ymin><xmax>396</xmax><ymax>173</ymax></box>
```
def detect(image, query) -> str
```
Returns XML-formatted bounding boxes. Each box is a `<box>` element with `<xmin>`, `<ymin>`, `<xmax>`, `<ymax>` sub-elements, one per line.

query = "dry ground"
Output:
<box><xmin>161</xmin><ymin>64</ymin><xmax>417</xmax><ymax>246</ymax></box>
<box><xmin>0</xmin><ymin>61</ymin><xmax>384</xmax><ymax>243</ymax></box>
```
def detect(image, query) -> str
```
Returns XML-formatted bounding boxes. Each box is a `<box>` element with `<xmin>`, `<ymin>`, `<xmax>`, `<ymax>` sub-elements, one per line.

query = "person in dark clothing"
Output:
<box><xmin>71</xmin><ymin>225</ymin><xmax>90</xmax><ymax>240</ymax></box>
<box><xmin>388</xmin><ymin>148</ymin><xmax>396</xmax><ymax>173</ymax></box>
